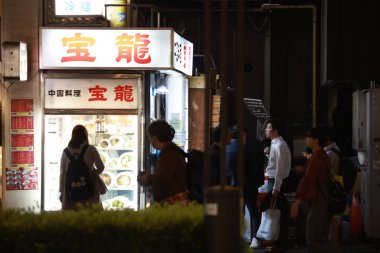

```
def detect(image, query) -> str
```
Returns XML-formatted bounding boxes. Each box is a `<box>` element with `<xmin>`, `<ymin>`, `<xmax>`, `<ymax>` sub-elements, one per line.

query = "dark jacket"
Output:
<box><xmin>226</xmin><ymin>139</ymin><xmax>262</xmax><ymax>198</ymax></box>
<box><xmin>147</xmin><ymin>142</ymin><xmax>188</xmax><ymax>202</ymax></box>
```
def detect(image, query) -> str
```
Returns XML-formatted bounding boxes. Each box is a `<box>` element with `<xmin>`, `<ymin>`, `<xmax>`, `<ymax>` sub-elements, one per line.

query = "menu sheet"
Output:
<box><xmin>6</xmin><ymin>99</ymin><xmax>38</xmax><ymax>190</ymax></box>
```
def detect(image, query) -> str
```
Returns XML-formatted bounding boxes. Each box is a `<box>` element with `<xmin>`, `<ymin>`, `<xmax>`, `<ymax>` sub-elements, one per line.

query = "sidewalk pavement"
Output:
<box><xmin>250</xmin><ymin>240</ymin><xmax>380</xmax><ymax>253</ymax></box>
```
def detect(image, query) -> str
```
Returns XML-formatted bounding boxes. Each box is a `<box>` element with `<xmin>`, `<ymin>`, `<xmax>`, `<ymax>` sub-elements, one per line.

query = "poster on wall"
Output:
<box><xmin>7</xmin><ymin>99</ymin><xmax>37</xmax><ymax>190</ymax></box>
<box><xmin>5</xmin><ymin>167</ymin><xmax>38</xmax><ymax>190</ymax></box>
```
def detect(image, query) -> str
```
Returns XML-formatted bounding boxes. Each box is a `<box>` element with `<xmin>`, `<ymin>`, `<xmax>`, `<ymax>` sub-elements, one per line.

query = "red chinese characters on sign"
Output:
<box><xmin>114</xmin><ymin>85</ymin><xmax>134</xmax><ymax>102</ymax></box>
<box><xmin>88</xmin><ymin>85</ymin><xmax>107</xmax><ymax>101</ymax></box>
<box><xmin>12</xmin><ymin>134</ymin><xmax>34</xmax><ymax>148</ymax></box>
<box><xmin>11</xmin><ymin>151</ymin><xmax>34</xmax><ymax>165</ymax></box>
<box><xmin>11</xmin><ymin>116</ymin><xmax>34</xmax><ymax>130</ymax></box>
<box><xmin>61</xmin><ymin>33</ymin><xmax>96</xmax><ymax>63</ymax></box>
<box><xmin>115</xmin><ymin>33</ymin><xmax>151</xmax><ymax>64</ymax></box>
<box><xmin>11</xmin><ymin>99</ymin><xmax>34</xmax><ymax>113</ymax></box>
<box><xmin>183</xmin><ymin>45</ymin><xmax>187</xmax><ymax>69</ymax></box>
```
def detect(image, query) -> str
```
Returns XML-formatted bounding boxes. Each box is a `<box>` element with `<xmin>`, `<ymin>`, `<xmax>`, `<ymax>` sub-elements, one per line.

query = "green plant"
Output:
<box><xmin>0</xmin><ymin>204</ymin><xmax>204</xmax><ymax>253</ymax></box>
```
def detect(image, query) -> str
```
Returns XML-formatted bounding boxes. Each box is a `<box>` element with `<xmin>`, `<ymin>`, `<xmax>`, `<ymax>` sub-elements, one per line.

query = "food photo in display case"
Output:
<box><xmin>44</xmin><ymin>114</ymin><xmax>139</xmax><ymax>211</ymax></box>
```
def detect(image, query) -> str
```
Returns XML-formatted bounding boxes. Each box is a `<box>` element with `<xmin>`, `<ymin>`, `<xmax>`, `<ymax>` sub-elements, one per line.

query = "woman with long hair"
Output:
<box><xmin>59</xmin><ymin>125</ymin><xmax>105</xmax><ymax>210</ymax></box>
<box><xmin>137</xmin><ymin>120</ymin><xmax>189</xmax><ymax>205</ymax></box>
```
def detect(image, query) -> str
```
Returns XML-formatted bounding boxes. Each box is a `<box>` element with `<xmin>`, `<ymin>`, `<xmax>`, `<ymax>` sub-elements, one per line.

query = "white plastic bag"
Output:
<box><xmin>256</xmin><ymin>198</ymin><xmax>281</xmax><ymax>241</ymax></box>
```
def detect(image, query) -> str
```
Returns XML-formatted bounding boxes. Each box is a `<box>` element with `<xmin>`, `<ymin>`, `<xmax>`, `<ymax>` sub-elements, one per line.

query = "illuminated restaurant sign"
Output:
<box><xmin>40</xmin><ymin>28</ymin><xmax>193</xmax><ymax>76</ymax></box>
<box><xmin>55</xmin><ymin>0</ymin><xmax>104</xmax><ymax>16</ymax></box>
<box><xmin>44</xmin><ymin>78</ymin><xmax>139</xmax><ymax>109</ymax></box>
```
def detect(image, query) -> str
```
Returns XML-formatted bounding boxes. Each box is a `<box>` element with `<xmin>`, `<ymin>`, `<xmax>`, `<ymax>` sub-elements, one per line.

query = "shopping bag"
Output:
<box><xmin>256</xmin><ymin>198</ymin><xmax>281</xmax><ymax>241</ymax></box>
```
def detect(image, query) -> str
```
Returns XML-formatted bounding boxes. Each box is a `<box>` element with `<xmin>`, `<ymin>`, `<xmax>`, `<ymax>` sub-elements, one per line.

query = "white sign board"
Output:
<box><xmin>41</xmin><ymin>28</ymin><xmax>171</xmax><ymax>69</ymax></box>
<box><xmin>40</xmin><ymin>28</ymin><xmax>193</xmax><ymax>76</ymax></box>
<box><xmin>19</xmin><ymin>42</ymin><xmax>28</xmax><ymax>81</ymax></box>
<box><xmin>45</xmin><ymin>78</ymin><xmax>139</xmax><ymax>109</ymax></box>
<box><xmin>173</xmin><ymin>32</ymin><xmax>193</xmax><ymax>76</ymax></box>
<box><xmin>55</xmin><ymin>0</ymin><xmax>104</xmax><ymax>16</ymax></box>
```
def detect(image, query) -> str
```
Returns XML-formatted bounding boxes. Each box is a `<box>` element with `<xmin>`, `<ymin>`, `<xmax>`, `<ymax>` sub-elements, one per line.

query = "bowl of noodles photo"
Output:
<box><xmin>110</xmin><ymin>196</ymin><xmax>131</xmax><ymax>210</ymax></box>
<box><xmin>107</xmin><ymin>158</ymin><xmax>119</xmax><ymax>169</ymax></box>
<box><xmin>115</xmin><ymin>172</ymin><xmax>134</xmax><ymax>188</ymax></box>
<box><xmin>109</xmin><ymin>135</ymin><xmax>126</xmax><ymax>149</ymax></box>
<box><xmin>100</xmin><ymin>172</ymin><xmax>114</xmax><ymax>188</ymax></box>
<box><xmin>98</xmin><ymin>139</ymin><xmax>110</xmax><ymax>149</ymax></box>
<box><xmin>119</xmin><ymin>152</ymin><xmax>133</xmax><ymax>169</ymax></box>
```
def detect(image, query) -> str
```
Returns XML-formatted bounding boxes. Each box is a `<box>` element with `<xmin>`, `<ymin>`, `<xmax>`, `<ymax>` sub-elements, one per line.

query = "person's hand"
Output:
<box><xmin>137</xmin><ymin>172</ymin><xmax>148</xmax><ymax>186</ymax></box>
<box><xmin>302</xmin><ymin>152</ymin><xmax>311</xmax><ymax>159</ymax></box>
<box><xmin>264</xmin><ymin>147</ymin><xmax>270</xmax><ymax>156</ymax></box>
<box><xmin>272</xmin><ymin>189</ymin><xmax>279</xmax><ymax>197</ymax></box>
<box><xmin>290</xmin><ymin>199</ymin><xmax>301</xmax><ymax>219</ymax></box>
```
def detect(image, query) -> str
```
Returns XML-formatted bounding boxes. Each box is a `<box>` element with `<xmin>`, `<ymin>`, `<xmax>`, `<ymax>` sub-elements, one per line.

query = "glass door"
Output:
<box><xmin>44</xmin><ymin>114</ymin><xmax>139</xmax><ymax>211</ymax></box>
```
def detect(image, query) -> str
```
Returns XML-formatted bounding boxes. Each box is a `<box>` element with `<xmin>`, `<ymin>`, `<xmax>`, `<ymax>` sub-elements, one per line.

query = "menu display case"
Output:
<box><xmin>44</xmin><ymin>114</ymin><xmax>139</xmax><ymax>211</ymax></box>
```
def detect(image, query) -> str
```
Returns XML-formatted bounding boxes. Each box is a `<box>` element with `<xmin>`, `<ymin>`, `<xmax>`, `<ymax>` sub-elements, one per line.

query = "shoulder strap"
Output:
<box><xmin>64</xmin><ymin>148</ymin><xmax>74</xmax><ymax>161</ymax></box>
<box><xmin>64</xmin><ymin>145</ymin><xmax>89</xmax><ymax>161</ymax></box>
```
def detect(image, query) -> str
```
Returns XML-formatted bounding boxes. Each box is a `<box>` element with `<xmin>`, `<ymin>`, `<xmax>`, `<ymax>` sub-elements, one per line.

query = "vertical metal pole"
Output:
<box><xmin>236</xmin><ymin>0</ymin><xmax>245</xmax><ymax>194</ymax></box>
<box><xmin>203</xmin><ymin>0</ymin><xmax>211</xmax><ymax>188</ymax></box>
<box><xmin>150</xmin><ymin>6</ymin><xmax>154</xmax><ymax>27</ymax></box>
<box><xmin>157</xmin><ymin>11</ymin><xmax>160</xmax><ymax>28</ymax></box>
<box><xmin>204</xmin><ymin>3</ymin><xmax>240</xmax><ymax>253</ymax></box>
<box><xmin>219</xmin><ymin>0</ymin><xmax>228</xmax><ymax>188</ymax></box>
<box><xmin>236</xmin><ymin>0</ymin><xmax>245</xmax><ymax>242</ymax></box>
<box><xmin>312</xmin><ymin>6</ymin><xmax>317</xmax><ymax>127</ymax></box>
<box><xmin>264</xmin><ymin>22</ymin><xmax>271</xmax><ymax>112</ymax></box>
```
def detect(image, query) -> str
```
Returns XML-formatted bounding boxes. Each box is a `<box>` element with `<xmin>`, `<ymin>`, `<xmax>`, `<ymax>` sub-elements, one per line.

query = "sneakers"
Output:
<box><xmin>250</xmin><ymin>238</ymin><xmax>261</xmax><ymax>248</ymax></box>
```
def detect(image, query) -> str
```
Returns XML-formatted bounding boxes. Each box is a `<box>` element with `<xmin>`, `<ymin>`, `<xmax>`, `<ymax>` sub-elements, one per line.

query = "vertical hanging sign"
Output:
<box><xmin>6</xmin><ymin>99</ymin><xmax>38</xmax><ymax>190</ymax></box>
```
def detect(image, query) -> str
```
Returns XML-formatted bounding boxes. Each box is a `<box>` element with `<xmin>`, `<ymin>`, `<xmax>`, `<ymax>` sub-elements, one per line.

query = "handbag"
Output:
<box><xmin>256</xmin><ymin>197</ymin><xmax>281</xmax><ymax>241</ymax></box>
<box><xmin>94</xmin><ymin>174</ymin><xmax>108</xmax><ymax>195</ymax></box>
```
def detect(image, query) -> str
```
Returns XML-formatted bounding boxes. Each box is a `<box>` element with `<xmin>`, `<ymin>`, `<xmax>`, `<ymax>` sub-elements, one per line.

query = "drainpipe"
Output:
<box><xmin>262</xmin><ymin>4</ymin><xmax>318</xmax><ymax>127</ymax></box>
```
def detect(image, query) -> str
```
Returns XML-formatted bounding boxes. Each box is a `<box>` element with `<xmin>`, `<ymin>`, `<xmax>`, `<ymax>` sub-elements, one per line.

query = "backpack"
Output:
<box><xmin>64</xmin><ymin>145</ymin><xmax>95</xmax><ymax>201</ymax></box>
<box><xmin>161</xmin><ymin>147</ymin><xmax>204</xmax><ymax>204</ymax></box>
<box><xmin>330</xmin><ymin>148</ymin><xmax>358</xmax><ymax>193</ymax></box>
<box><xmin>185</xmin><ymin>149</ymin><xmax>204</xmax><ymax>204</ymax></box>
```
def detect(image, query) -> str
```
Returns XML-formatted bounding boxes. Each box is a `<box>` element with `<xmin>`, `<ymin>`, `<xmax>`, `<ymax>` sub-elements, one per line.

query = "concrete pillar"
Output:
<box><xmin>188</xmin><ymin>76</ymin><xmax>206</xmax><ymax>151</ymax></box>
<box><xmin>1</xmin><ymin>0</ymin><xmax>41</xmax><ymax>209</ymax></box>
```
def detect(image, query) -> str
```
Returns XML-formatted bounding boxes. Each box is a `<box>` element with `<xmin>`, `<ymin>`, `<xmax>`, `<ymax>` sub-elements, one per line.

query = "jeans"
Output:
<box><xmin>245</xmin><ymin>192</ymin><xmax>260</xmax><ymax>239</ymax></box>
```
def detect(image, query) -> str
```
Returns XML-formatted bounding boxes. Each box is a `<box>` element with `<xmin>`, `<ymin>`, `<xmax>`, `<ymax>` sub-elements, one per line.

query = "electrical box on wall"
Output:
<box><xmin>2</xmin><ymin>41</ymin><xmax>28</xmax><ymax>81</ymax></box>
